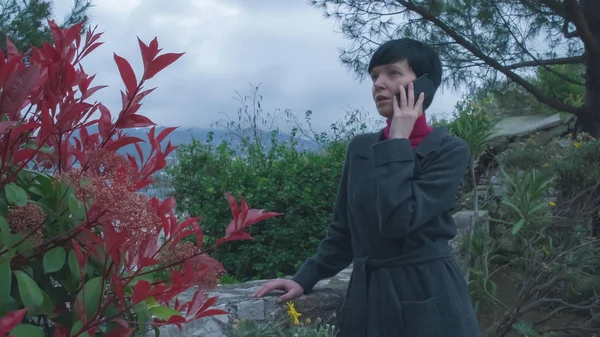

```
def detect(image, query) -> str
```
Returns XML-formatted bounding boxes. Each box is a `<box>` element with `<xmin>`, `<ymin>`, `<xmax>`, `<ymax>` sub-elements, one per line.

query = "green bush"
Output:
<box><xmin>168</xmin><ymin>133</ymin><xmax>346</xmax><ymax>281</ymax></box>
<box><xmin>166</xmin><ymin>87</ymin><xmax>378</xmax><ymax>281</ymax></box>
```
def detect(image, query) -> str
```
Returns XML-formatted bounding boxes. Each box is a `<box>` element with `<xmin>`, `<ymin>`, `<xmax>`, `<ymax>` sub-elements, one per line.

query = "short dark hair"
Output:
<box><xmin>367</xmin><ymin>38</ymin><xmax>443</xmax><ymax>108</ymax></box>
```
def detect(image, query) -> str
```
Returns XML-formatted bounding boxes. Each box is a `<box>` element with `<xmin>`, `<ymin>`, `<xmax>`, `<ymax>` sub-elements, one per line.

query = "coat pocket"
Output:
<box><xmin>400</xmin><ymin>297</ymin><xmax>441</xmax><ymax>337</ymax></box>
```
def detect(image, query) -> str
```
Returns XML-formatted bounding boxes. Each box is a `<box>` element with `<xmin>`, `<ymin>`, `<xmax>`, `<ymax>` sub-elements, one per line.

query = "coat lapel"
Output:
<box><xmin>354</xmin><ymin>127</ymin><xmax>450</xmax><ymax>161</ymax></box>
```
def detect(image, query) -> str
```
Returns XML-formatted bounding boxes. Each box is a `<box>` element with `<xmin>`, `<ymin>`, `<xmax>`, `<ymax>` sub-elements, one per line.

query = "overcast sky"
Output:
<box><xmin>52</xmin><ymin>0</ymin><xmax>464</xmax><ymax>132</ymax></box>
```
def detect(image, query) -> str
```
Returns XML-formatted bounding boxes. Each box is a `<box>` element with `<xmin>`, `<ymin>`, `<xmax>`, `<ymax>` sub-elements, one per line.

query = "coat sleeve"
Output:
<box><xmin>371</xmin><ymin>137</ymin><xmax>470</xmax><ymax>238</ymax></box>
<box><xmin>292</xmin><ymin>145</ymin><xmax>353</xmax><ymax>294</ymax></box>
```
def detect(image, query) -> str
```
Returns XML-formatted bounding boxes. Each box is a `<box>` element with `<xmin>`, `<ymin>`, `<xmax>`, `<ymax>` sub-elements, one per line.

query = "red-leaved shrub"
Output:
<box><xmin>0</xmin><ymin>21</ymin><xmax>280</xmax><ymax>337</ymax></box>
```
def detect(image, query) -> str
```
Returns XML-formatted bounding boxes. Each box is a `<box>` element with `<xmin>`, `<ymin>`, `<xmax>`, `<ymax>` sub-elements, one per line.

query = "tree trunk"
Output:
<box><xmin>579</xmin><ymin>0</ymin><xmax>600</xmax><ymax>138</ymax></box>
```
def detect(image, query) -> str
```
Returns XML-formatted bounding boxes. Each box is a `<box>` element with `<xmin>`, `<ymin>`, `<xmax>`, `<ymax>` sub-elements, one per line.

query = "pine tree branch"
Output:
<box><xmin>505</xmin><ymin>56</ymin><xmax>584</xmax><ymax>69</ymax></box>
<box><xmin>394</xmin><ymin>0</ymin><xmax>584</xmax><ymax>117</ymax></box>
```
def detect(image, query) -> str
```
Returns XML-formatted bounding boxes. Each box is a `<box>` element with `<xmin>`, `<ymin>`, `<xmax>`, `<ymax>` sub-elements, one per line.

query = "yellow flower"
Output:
<box><xmin>540</xmin><ymin>244</ymin><xmax>551</xmax><ymax>256</ymax></box>
<box><xmin>548</xmin><ymin>201</ymin><xmax>556</xmax><ymax>207</ymax></box>
<box><xmin>573</xmin><ymin>141</ymin><xmax>582</xmax><ymax>148</ymax></box>
<box><xmin>543</xmin><ymin>163</ymin><xmax>549</xmax><ymax>168</ymax></box>
<box><xmin>286</xmin><ymin>301</ymin><xmax>302</xmax><ymax>325</ymax></box>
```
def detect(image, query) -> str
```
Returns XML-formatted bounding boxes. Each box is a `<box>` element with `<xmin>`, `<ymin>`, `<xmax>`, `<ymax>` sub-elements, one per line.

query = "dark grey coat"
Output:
<box><xmin>292</xmin><ymin>127</ymin><xmax>481</xmax><ymax>337</ymax></box>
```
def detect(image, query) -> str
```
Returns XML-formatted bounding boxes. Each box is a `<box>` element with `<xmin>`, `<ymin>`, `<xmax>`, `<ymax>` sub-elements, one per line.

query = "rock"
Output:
<box><xmin>489</xmin><ymin>113</ymin><xmax>570</xmax><ymax>140</ymax></box>
<box><xmin>155</xmin><ymin>211</ymin><xmax>489</xmax><ymax>337</ymax></box>
<box><xmin>236</xmin><ymin>300</ymin><xmax>265</xmax><ymax>321</ymax></box>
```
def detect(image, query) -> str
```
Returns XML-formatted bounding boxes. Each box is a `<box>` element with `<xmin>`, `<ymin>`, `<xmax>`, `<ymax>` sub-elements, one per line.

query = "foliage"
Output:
<box><xmin>480</xmin><ymin>64</ymin><xmax>586</xmax><ymax>117</ymax></box>
<box><xmin>0</xmin><ymin>0</ymin><xmax>91</xmax><ymax>53</ymax></box>
<box><xmin>0</xmin><ymin>21</ymin><xmax>279</xmax><ymax>337</ymax></box>
<box><xmin>226</xmin><ymin>303</ymin><xmax>338</xmax><ymax>337</ymax></box>
<box><xmin>227</xmin><ymin>320</ymin><xmax>338</xmax><ymax>337</ymax></box>
<box><xmin>470</xmin><ymin>150</ymin><xmax>600</xmax><ymax>336</ymax></box>
<box><xmin>309</xmin><ymin>0</ymin><xmax>600</xmax><ymax>135</ymax></box>
<box><xmin>168</xmin><ymin>87</ymin><xmax>358</xmax><ymax>281</ymax></box>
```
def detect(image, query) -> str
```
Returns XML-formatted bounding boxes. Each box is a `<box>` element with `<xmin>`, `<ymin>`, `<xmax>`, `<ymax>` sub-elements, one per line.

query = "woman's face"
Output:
<box><xmin>370</xmin><ymin>60</ymin><xmax>417</xmax><ymax>119</ymax></box>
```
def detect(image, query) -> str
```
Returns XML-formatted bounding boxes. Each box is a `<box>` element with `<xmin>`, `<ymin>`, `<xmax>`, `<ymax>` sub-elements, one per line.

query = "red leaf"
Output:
<box><xmin>5</xmin><ymin>37</ymin><xmax>19</xmax><ymax>60</ymax></box>
<box><xmin>139</xmin><ymin>237</ymin><xmax>159</xmax><ymax>261</ymax></box>
<box><xmin>81</xmin><ymin>42</ymin><xmax>103</xmax><ymax>59</ymax></box>
<box><xmin>82</xmin><ymin>85</ymin><xmax>108</xmax><ymax>100</ymax></box>
<box><xmin>98</xmin><ymin>104</ymin><xmax>112</xmax><ymax>140</ymax></box>
<box><xmin>133</xmin><ymin>280</ymin><xmax>152</xmax><ymax>304</ymax></box>
<box><xmin>48</xmin><ymin>20</ymin><xmax>64</xmax><ymax>51</ymax></box>
<box><xmin>106</xmin><ymin>328</ymin><xmax>135</xmax><ymax>337</ymax></box>
<box><xmin>216</xmin><ymin>231</ymin><xmax>253</xmax><ymax>245</ymax></box>
<box><xmin>0</xmin><ymin>64</ymin><xmax>42</xmax><ymax>116</ymax></box>
<box><xmin>64</xmin><ymin>22</ymin><xmax>84</xmax><ymax>48</ymax></box>
<box><xmin>156</xmin><ymin>126</ymin><xmax>178</xmax><ymax>144</ymax></box>
<box><xmin>195</xmin><ymin>309</ymin><xmax>229</xmax><ymax>319</ymax></box>
<box><xmin>52</xmin><ymin>324</ymin><xmax>70</xmax><ymax>337</ymax></box>
<box><xmin>104</xmin><ymin>136</ymin><xmax>144</xmax><ymax>152</ymax></box>
<box><xmin>159</xmin><ymin>197</ymin><xmax>175</xmax><ymax>217</ymax></box>
<box><xmin>137</xmin><ymin>38</ymin><xmax>154</xmax><ymax>70</ymax></box>
<box><xmin>131</xmin><ymin>88</ymin><xmax>156</xmax><ymax>107</ymax></box>
<box><xmin>116</xmin><ymin>114</ymin><xmax>155</xmax><ymax>129</ymax></box>
<box><xmin>10</xmin><ymin>122</ymin><xmax>40</xmax><ymax>140</ymax></box>
<box><xmin>153</xmin><ymin>152</ymin><xmax>167</xmax><ymax>172</ymax></box>
<box><xmin>0</xmin><ymin>308</ymin><xmax>28</xmax><ymax>335</ymax></box>
<box><xmin>114</xmin><ymin>53</ymin><xmax>138</xmax><ymax>94</ymax></box>
<box><xmin>144</xmin><ymin>53</ymin><xmax>184</xmax><ymax>80</ymax></box>
<box><xmin>166</xmin><ymin>315</ymin><xmax>186</xmax><ymax>325</ymax></box>
<box><xmin>13</xmin><ymin>148</ymin><xmax>37</xmax><ymax>164</ymax></box>
<box><xmin>111</xmin><ymin>272</ymin><xmax>126</xmax><ymax>311</ymax></box>
<box><xmin>112</xmin><ymin>318</ymin><xmax>129</xmax><ymax>328</ymax></box>
<box><xmin>192</xmin><ymin>221</ymin><xmax>204</xmax><ymax>249</ymax></box>
<box><xmin>195</xmin><ymin>296</ymin><xmax>219</xmax><ymax>317</ymax></box>
<box><xmin>187</xmin><ymin>289</ymin><xmax>206</xmax><ymax>317</ymax></box>
<box><xmin>71</xmin><ymin>239</ymin><xmax>87</xmax><ymax>269</ymax></box>
<box><xmin>243</xmin><ymin>208</ymin><xmax>282</xmax><ymax>228</ymax></box>
<box><xmin>0</xmin><ymin>121</ymin><xmax>16</xmax><ymax>135</ymax></box>
<box><xmin>225</xmin><ymin>193</ymin><xmax>239</xmax><ymax>223</ymax></box>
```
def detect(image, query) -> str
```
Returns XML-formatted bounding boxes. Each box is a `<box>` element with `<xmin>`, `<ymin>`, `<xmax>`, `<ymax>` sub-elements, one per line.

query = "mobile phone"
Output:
<box><xmin>396</xmin><ymin>73</ymin><xmax>436</xmax><ymax>109</ymax></box>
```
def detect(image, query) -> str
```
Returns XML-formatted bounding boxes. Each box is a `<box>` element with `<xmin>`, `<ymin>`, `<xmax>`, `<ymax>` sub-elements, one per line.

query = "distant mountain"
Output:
<box><xmin>73</xmin><ymin>125</ymin><xmax>320</xmax><ymax>162</ymax></box>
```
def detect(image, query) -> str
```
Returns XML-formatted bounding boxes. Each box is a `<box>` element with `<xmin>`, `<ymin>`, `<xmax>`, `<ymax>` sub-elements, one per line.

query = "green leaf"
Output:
<box><xmin>4</xmin><ymin>183</ymin><xmax>28</xmax><ymax>206</ymax></box>
<box><xmin>77</xmin><ymin>277</ymin><xmax>103</xmax><ymax>320</ymax></box>
<box><xmin>27</xmin><ymin>185</ymin><xmax>45</xmax><ymax>197</ymax></box>
<box><xmin>10</xmin><ymin>324</ymin><xmax>44</xmax><ymax>337</ymax></box>
<box><xmin>71</xmin><ymin>321</ymin><xmax>83</xmax><ymax>336</ymax></box>
<box><xmin>14</xmin><ymin>270</ymin><xmax>43</xmax><ymax>308</ymax></box>
<box><xmin>149</xmin><ymin>305</ymin><xmax>181</xmax><ymax>321</ymax></box>
<box><xmin>0</xmin><ymin>216</ymin><xmax>8</xmax><ymax>233</ymax></box>
<box><xmin>0</xmin><ymin>296</ymin><xmax>19</xmax><ymax>316</ymax></box>
<box><xmin>68</xmin><ymin>250</ymin><xmax>81</xmax><ymax>281</ymax></box>
<box><xmin>0</xmin><ymin>260</ymin><xmax>11</xmax><ymax>301</ymax></box>
<box><xmin>0</xmin><ymin>197</ymin><xmax>8</xmax><ymax>216</ymax></box>
<box><xmin>43</xmin><ymin>247</ymin><xmax>66</xmax><ymax>273</ymax></box>
<box><xmin>512</xmin><ymin>218</ymin><xmax>526</xmax><ymax>235</ymax></box>
<box><xmin>68</xmin><ymin>193</ymin><xmax>85</xmax><ymax>220</ymax></box>
<box><xmin>7</xmin><ymin>234</ymin><xmax>34</xmax><ymax>257</ymax></box>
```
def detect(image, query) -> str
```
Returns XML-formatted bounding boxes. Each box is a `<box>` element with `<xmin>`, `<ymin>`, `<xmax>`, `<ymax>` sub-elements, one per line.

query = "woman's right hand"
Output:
<box><xmin>251</xmin><ymin>278</ymin><xmax>304</xmax><ymax>303</ymax></box>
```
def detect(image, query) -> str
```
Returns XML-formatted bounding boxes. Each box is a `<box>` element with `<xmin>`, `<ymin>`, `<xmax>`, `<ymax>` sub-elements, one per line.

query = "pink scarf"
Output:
<box><xmin>382</xmin><ymin>112</ymin><xmax>433</xmax><ymax>148</ymax></box>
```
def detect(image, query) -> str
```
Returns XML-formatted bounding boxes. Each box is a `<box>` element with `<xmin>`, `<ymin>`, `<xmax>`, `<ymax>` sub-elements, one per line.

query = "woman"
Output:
<box><xmin>252</xmin><ymin>38</ymin><xmax>480</xmax><ymax>337</ymax></box>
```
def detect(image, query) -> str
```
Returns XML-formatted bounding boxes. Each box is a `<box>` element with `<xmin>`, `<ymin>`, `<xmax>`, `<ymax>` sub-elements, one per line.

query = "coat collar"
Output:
<box><xmin>355</xmin><ymin>127</ymin><xmax>450</xmax><ymax>159</ymax></box>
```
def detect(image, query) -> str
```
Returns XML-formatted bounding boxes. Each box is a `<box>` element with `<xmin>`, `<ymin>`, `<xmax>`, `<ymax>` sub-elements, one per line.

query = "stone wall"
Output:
<box><xmin>155</xmin><ymin>210</ymin><xmax>489</xmax><ymax>337</ymax></box>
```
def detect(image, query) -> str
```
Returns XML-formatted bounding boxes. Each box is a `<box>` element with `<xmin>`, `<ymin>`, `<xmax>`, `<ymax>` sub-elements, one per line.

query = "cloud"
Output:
<box><xmin>52</xmin><ymin>0</ymin><xmax>463</xmax><ymax>132</ymax></box>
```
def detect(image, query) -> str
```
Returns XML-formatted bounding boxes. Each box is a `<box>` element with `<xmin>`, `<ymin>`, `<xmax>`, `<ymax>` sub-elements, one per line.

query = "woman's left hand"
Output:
<box><xmin>389</xmin><ymin>82</ymin><xmax>424</xmax><ymax>139</ymax></box>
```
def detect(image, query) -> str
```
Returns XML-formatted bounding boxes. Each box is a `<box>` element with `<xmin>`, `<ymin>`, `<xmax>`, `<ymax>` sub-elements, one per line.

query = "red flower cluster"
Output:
<box><xmin>0</xmin><ymin>20</ymin><xmax>281</xmax><ymax>337</ymax></box>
